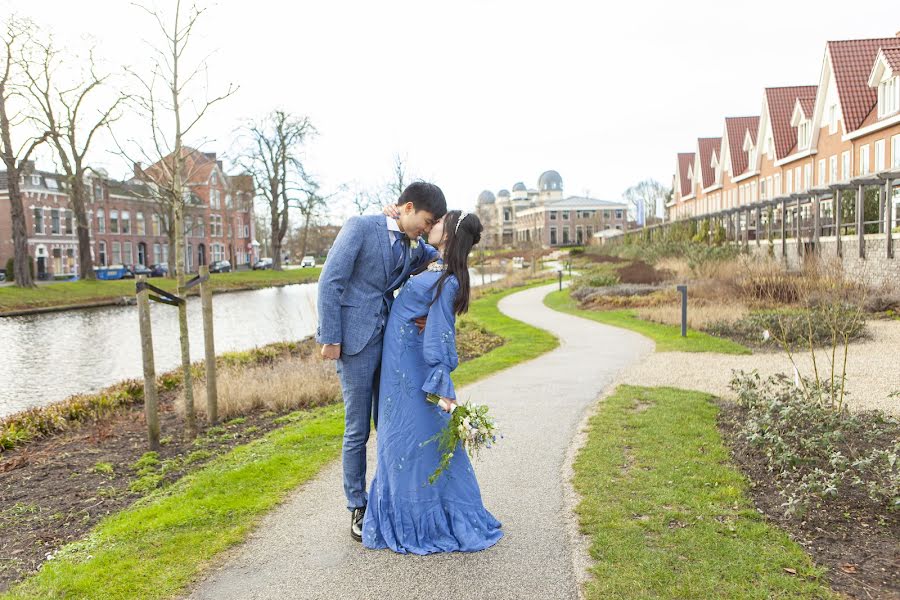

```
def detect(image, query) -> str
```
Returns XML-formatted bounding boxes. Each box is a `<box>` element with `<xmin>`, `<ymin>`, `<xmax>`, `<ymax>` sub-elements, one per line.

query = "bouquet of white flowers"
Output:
<box><xmin>423</xmin><ymin>393</ymin><xmax>502</xmax><ymax>484</ymax></box>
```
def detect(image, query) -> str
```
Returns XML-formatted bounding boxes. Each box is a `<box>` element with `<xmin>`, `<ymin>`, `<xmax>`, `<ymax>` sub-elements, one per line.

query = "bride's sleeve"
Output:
<box><xmin>422</xmin><ymin>277</ymin><xmax>460</xmax><ymax>399</ymax></box>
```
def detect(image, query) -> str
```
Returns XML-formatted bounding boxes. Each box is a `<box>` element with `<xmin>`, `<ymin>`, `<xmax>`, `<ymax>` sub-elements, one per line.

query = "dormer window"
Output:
<box><xmin>798</xmin><ymin>120</ymin><xmax>811</xmax><ymax>150</ymax></box>
<box><xmin>828</xmin><ymin>105</ymin><xmax>838</xmax><ymax>134</ymax></box>
<box><xmin>31</xmin><ymin>175</ymin><xmax>41</xmax><ymax>186</ymax></box>
<box><xmin>878</xmin><ymin>76</ymin><xmax>899</xmax><ymax>118</ymax></box>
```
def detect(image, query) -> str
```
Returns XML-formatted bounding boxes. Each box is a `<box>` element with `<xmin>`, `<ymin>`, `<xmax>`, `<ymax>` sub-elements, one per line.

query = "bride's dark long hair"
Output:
<box><xmin>421</xmin><ymin>210</ymin><xmax>482</xmax><ymax>315</ymax></box>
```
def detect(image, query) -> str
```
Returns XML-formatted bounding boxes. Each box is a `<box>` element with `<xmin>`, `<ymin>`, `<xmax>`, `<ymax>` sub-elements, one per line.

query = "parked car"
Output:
<box><xmin>209</xmin><ymin>260</ymin><xmax>232</xmax><ymax>273</ymax></box>
<box><xmin>0</xmin><ymin>271</ymin><xmax>5</xmax><ymax>282</ymax></box>
<box><xmin>300</xmin><ymin>255</ymin><xmax>316</xmax><ymax>268</ymax></box>
<box><xmin>94</xmin><ymin>265</ymin><xmax>128</xmax><ymax>280</ymax></box>
<box><xmin>252</xmin><ymin>257</ymin><xmax>273</xmax><ymax>270</ymax></box>
<box><xmin>123</xmin><ymin>264</ymin><xmax>153</xmax><ymax>278</ymax></box>
<box><xmin>149</xmin><ymin>263</ymin><xmax>169</xmax><ymax>277</ymax></box>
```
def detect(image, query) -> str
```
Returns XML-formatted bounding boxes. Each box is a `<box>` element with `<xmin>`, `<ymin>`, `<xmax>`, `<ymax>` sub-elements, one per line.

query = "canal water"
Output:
<box><xmin>0</xmin><ymin>270</ymin><xmax>505</xmax><ymax>417</ymax></box>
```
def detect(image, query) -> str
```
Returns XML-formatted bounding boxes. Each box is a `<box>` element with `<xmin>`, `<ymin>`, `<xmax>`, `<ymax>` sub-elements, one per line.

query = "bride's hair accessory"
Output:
<box><xmin>426</xmin><ymin>261</ymin><xmax>447</xmax><ymax>272</ymax></box>
<box><xmin>454</xmin><ymin>211</ymin><xmax>469</xmax><ymax>235</ymax></box>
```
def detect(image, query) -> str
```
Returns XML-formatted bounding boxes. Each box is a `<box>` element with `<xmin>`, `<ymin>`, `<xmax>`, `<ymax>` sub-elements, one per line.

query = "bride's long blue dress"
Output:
<box><xmin>362</xmin><ymin>264</ymin><xmax>503</xmax><ymax>554</ymax></box>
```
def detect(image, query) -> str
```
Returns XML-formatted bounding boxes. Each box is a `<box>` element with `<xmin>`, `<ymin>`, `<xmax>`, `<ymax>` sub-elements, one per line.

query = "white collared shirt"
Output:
<box><xmin>386</xmin><ymin>215</ymin><xmax>403</xmax><ymax>246</ymax></box>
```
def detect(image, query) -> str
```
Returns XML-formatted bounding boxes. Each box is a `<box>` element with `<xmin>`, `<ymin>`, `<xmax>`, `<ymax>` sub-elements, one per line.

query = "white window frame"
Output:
<box><xmin>893</xmin><ymin>134</ymin><xmax>900</xmax><ymax>168</ymax></box>
<box><xmin>817</xmin><ymin>159</ymin><xmax>826</xmax><ymax>186</ymax></box>
<box><xmin>875</xmin><ymin>139</ymin><xmax>885</xmax><ymax>172</ymax></box>
<box><xmin>859</xmin><ymin>145</ymin><xmax>870</xmax><ymax>176</ymax></box>
<box><xmin>829</xmin><ymin>156</ymin><xmax>837</xmax><ymax>184</ymax></box>
<box><xmin>841</xmin><ymin>151</ymin><xmax>851</xmax><ymax>181</ymax></box>
<box><xmin>877</xmin><ymin>76</ymin><xmax>900</xmax><ymax>119</ymax></box>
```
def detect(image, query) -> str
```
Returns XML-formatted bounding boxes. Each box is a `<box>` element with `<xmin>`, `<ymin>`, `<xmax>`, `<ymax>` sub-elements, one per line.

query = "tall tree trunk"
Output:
<box><xmin>270</xmin><ymin>210</ymin><xmax>281</xmax><ymax>270</ymax></box>
<box><xmin>301</xmin><ymin>214</ymin><xmax>311</xmax><ymax>259</ymax></box>
<box><xmin>0</xmin><ymin>105</ymin><xmax>34</xmax><ymax>288</ymax></box>
<box><xmin>69</xmin><ymin>175</ymin><xmax>95</xmax><ymax>279</ymax></box>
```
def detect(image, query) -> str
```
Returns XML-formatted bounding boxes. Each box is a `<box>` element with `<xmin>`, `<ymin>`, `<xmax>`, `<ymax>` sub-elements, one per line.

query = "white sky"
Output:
<box><xmin>12</xmin><ymin>0</ymin><xmax>900</xmax><ymax>220</ymax></box>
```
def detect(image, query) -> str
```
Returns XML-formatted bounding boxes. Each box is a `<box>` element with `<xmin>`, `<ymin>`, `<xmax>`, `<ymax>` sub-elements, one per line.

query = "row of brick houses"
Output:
<box><xmin>0</xmin><ymin>148</ymin><xmax>258</xmax><ymax>279</ymax></box>
<box><xmin>475</xmin><ymin>170</ymin><xmax>628</xmax><ymax>247</ymax></box>
<box><xmin>669</xmin><ymin>33</ymin><xmax>900</xmax><ymax>233</ymax></box>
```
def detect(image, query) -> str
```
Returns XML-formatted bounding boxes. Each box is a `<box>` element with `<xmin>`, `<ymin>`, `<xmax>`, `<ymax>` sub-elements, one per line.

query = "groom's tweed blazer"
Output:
<box><xmin>316</xmin><ymin>214</ymin><xmax>437</xmax><ymax>356</ymax></box>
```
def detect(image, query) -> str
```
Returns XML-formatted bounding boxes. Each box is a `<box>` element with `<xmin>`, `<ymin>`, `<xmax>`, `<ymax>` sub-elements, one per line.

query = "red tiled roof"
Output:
<box><xmin>677</xmin><ymin>153</ymin><xmax>694</xmax><ymax>197</ymax></box>
<box><xmin>828</xmin><ymin>38</ymin><xmax>900</xmax><ymax>133</ymax></box>
<box><xmin>697</xmin><ymin>138</ymin><xmax>721</xmax><ymax>188</ymax></box>
<box><xmin>725</xmin><ymin>116</ymin><xmax>759</xmax><ymax>176</ymax></box>
<box><xmin>764</xmin><ymin>86</ymin><xmax>818</xmax><ymax>160</ymax></box>
<box><xmin>797</xmin><ymin>97</ymin><xmax>815</xmax><ymax>118</ymax></box>
<box><xmin>880</xmin><ymin>47</ymin><xmax>900</xmax><ymax>73</ymax></box>
<box><xmin>142</xmin><ymin>147</ymin><xmax>217</xmax><ymax>187</ymax></box>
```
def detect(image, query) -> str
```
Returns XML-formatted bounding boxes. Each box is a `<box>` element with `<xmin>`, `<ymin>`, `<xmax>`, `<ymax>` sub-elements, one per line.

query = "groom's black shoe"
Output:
<box><xmin>350</xmin><ymin>506</ymin><xmax>365</xmax><ymax>542</ymax></box>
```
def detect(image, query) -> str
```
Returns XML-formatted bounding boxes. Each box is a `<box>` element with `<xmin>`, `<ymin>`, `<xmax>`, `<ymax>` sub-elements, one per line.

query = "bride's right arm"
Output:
<box><xmin>421</xmin><ymin>278</ymin><xmax>460</xmax><ymax>401</ymax></box>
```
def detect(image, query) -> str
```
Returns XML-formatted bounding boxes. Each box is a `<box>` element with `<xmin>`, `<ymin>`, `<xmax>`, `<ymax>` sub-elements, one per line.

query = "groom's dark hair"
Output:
<box><xmin>397</xmin><ymin>181</ymin><xmax>447</xmax><ymax>218</ymax></box>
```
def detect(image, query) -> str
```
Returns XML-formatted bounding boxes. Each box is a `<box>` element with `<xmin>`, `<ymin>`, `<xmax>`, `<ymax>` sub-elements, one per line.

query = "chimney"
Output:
<box><xmin>17</xmin><ymin>159</ymin><xmax>35</xmax><ymax>174</ymax></box>
<box><xmin>133</xmin><ymin>162</ymin><xmax>143</xmax><ymax>179</ymax></box>
<box><xmin>204</xmin><ymin>152</ymin><xmax>217</xmax><ymax>162</ymax></box>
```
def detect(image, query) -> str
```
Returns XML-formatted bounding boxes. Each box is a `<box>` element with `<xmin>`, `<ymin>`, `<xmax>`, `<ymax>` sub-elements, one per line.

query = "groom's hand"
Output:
<box><xmin>321</xmin><ymin>343</ymin><xmax>341</xmax><ymax>360</ymax></box>
<box><xmin>413</xmin><ymin>315</ymin><xmax>427</xmax><ymax>334</ymax></box>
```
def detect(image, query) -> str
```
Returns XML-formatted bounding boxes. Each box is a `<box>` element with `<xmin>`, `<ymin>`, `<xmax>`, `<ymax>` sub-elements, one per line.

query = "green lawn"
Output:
<box><xmin>544</xmin><ymin>288</ymin><xmax>750</xmax><ymax>354</ymax></box>
<box><xmin>1</xmin><ymin>277</ymin><xmax>558</xmax><ymax>600</ymax></box>
<box><xmin>574</xmin><ymin>385</ymin><xmax>835</xmax><ymax>599</ymax></box>
<box><xmin>0</xmin><ymin>268</ymin><xmax>322</xmax><ymax>313</ymax></box>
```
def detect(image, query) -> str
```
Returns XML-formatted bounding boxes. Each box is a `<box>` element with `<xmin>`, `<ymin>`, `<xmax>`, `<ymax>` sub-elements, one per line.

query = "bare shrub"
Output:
<box><xmin>636</xmin><ymin>302</ymin><xmax>750</xmax><ymax>330</ymax></box>
<box><xmin>179</xmin><ymin>357</ymin><xmax>340</xmax><ymax>421</ymax></box>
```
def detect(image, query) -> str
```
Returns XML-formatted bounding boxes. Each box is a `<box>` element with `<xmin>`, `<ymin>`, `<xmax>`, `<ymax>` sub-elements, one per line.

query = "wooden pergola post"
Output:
<box><xmin>886</xmin><ymin>177</ymin><xmax>894</xmax><ymax>259</ymax></box>
<box><xmin>780</xmin><ymin>198</ymin><xmax>787</xmax><ymax>257</ymax></box>
<box><xmin>795</xmin><ymin>196</ymin><xmax>802</xmax><ymax>257</ymax></box>
<box><xmin>812</xmin><ymin>193</ymin><xmax>820</xmax><ymax>247</ymax></box>
<box><xmin>834</xmin><ymin>187</ymin><xmax>842</xmax><ymax>258</ymax></box>
<box><xmin>857</xmin><ymin>184</ymin><xmax>865</xmax><ymax>259</ymax></box>
<box><xmin>755</xmin><ymin>205</ymin><xmax>762</xmax><ymax>246</ymax></box>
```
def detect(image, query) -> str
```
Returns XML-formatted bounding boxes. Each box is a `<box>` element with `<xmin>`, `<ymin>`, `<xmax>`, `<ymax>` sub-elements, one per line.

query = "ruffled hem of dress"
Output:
<box><xmin>362</xmin><ymin>497</ymin><xmax>503</xmax><ymax>555</ymax></box>
<box><xmin>422</xmin><ymin>366</ymin><xmax>456</xmax><ymax>399</ymax></box>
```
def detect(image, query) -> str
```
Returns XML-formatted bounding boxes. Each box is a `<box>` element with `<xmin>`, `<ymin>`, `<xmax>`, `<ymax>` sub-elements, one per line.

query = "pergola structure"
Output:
<box><xmin>632</xmin><ymin>168</ymin><xmax>900</xmax><ymax>261</ymax></box>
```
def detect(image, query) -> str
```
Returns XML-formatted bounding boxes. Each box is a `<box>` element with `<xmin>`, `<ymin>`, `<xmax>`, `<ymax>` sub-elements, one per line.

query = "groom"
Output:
<box><xmin>317</xmin><ymin>181</ymin><xmax>446</xmax><ymax>542</ymax></box>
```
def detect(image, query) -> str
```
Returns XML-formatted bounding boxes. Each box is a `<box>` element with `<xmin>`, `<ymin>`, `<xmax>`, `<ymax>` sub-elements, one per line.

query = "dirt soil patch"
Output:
<box><xmin>0</xmin><ymin>391</ymin><xmax>319</xmax><ymax>593</ymax></box>
<box><xmin>616</xmin><ymin>260</ymin><xmax>672</xmax><ymax>285</ymax></box>
<box><xmin>718</xmin><ymin>402</ymin><xmax>900</xmax><ymax>600</ymax></box>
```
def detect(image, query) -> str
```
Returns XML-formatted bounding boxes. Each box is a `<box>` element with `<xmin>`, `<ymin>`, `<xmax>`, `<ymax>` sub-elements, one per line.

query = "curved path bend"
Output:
<box><xmin>186</xmin><ymin>283</ymin><xmax>652</xmax><ymax>600</ymax></box>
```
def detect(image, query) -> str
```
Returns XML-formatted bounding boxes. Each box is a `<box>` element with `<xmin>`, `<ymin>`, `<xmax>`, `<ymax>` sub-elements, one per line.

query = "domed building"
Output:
<box><xmin>475</xmin><ymin>169</ymin><xmax>627</xmax><ymax>247</ymax></box>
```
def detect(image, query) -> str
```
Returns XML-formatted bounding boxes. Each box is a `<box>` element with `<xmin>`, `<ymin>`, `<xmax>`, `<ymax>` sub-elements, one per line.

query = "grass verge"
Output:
<box><xmin>1</xmin><ymin>277</ymin><xmax>557</xmax><ymax>599</ymax></box>
<box><xmin>574</xmin><ymin>385</ymin><xmax>836</xmax><ymax>599</ymax></box>
<box><xmin>0</xmin><ymin>268</ymin><xmax>322</xmax><ymax>314</ymax></box>
<box><xmin>544</xmin><ymin>288</ymin><xmax>750</xmax><ymax>354</ymax></box>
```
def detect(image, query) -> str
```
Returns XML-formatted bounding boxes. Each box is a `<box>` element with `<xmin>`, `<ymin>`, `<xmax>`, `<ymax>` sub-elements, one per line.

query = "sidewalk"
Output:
<box><xmin>184</xmin><ymin>283</ymin><xmax>653</xmax><ymax>600</ymax></box>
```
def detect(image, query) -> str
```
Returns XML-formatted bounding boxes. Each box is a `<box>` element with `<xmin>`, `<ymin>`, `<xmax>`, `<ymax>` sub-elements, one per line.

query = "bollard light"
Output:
<box><xmin>676</xmin><ymin>284</ymin><xmax>688</xmax><ymax>337</ymax></box>
<box><xmin>558</xmin><ymin>268</ymin><xmax>563</xmax><ymax>291</ymax></box>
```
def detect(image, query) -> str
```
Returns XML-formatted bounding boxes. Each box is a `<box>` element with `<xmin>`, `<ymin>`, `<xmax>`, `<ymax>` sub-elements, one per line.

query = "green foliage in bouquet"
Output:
<box><xmin>423</xmin><ymin>393</ymin><xmax>501</xmax><ymax>484</ymax></box>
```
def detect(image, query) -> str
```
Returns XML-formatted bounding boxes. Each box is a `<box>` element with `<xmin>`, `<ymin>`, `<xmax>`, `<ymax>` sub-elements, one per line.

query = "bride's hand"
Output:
<box><xmin>440</xmin><ymin>398</ymin><xmax>457</xmax><ymax>413</ymax></box>
<box><xmin>382</xmin><ymin>204</ymin><xmax>401</xmax><ymax>218</ymax></box>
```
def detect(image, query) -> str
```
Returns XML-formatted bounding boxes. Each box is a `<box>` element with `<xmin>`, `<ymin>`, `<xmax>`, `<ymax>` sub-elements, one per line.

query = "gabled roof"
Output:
<box><xmin>882</xmin><ymin>47</ymin><xmax>900</xmax><ymax>72</ymax></box>
<box><xmin>697</xmin><ymin>138</ymin><xmax>721</xmax><ymax>188</ymax></box>
<box><xmin>677</xmin><ymin>152</ymin><xmax>694</xmax><ymax>197</ymax></box>
<box><xmin>827</xmin><ymin>38</ymin><xmax>900</xmax><ymax>132</ymax></box>
<box><xmin>141</xmin><ymin>147</ymin><xmax>220</xmax><ymax>188</ymax></box>
<box><xmin>764</xmin><ymin>86</ymin><xmax>817</xmax><ymax>159</ymax></box>
<box><xmin>725</xmin><ymin>116</ymin><xmax>759</xmax><ymax>176</ymax></box>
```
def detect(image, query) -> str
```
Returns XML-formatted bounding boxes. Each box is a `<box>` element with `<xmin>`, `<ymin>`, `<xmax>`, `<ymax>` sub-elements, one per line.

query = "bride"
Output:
<box><xmin>362</xmin><ymin>210</ymin><xmax>503</xmax><ymax>554</ymax></box>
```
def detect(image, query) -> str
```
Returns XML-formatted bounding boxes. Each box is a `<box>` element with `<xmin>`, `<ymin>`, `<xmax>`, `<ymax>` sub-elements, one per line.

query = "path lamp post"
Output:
<box><xmin>676</xmin><ymin>284</ymin><xmax>688</xmax><ymax>337</ymax></box>
<box><xmin>557</xmin><ymin>267</ymin><xmax>563</xmax><ymax>291</ymax></box>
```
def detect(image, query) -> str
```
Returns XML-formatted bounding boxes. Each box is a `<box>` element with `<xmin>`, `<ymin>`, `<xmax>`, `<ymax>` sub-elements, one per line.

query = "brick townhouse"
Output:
<box><xmin>0</xmin><ymin>147</ymin><xmax>258</xmax><ymax>278</ymax></box>
<box><xmin>669</xmin><ymin>33</ymin><xmax>900</xmax><ymax>230</ymax></box>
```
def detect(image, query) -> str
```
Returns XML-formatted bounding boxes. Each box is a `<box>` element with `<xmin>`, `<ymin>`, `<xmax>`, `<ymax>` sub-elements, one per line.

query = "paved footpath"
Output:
<box><xmin>185</xmin><ymin>283</ymin><xmax>652</xmax><ymax>600</ymax></box>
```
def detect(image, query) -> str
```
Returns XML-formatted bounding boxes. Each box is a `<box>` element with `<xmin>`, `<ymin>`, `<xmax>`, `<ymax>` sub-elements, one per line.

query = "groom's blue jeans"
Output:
<box><xmin>335</xmin><ymin>329</ymin><xmax>383</xmax><ymax>511</ymax></box>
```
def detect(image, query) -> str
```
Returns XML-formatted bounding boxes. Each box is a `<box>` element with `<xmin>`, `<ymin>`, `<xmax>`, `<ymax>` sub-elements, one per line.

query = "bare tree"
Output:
<box><xmin>234</xmin><ymin>109</ymin><xmax>315</xmax><ymax>271</ymax></box>
<box><xmin>346</xmin><ymin>182</ymin><xmax>381</xmax><ymax>216</ymax></box>
<box><xmin>293</xmin><ymin>186</ymin><xmax>333</xmax><ymax>260</ymax></box>
<box><xmin>122</xmin><ymin>0</ymin><xmax>237</xmax><ymax>438</ymax></box>
<box><xmin>623</xmin><ymin>179</ymin><xmax>667</xmax><ymax>226</ymax></box>
<box><xmin>22</xmin><ymin>35</ymin><xmax>127</xmax><ymax>280</ymax></box>
<box><xmin>386</xmin><ymin>152</ymin><xmax>407</xmax><ymax>201</ymax></box>
<box><xmin>0</xmin><ymin>17</ymin><xmax>47</xmax><ymax>288</ymax></box>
